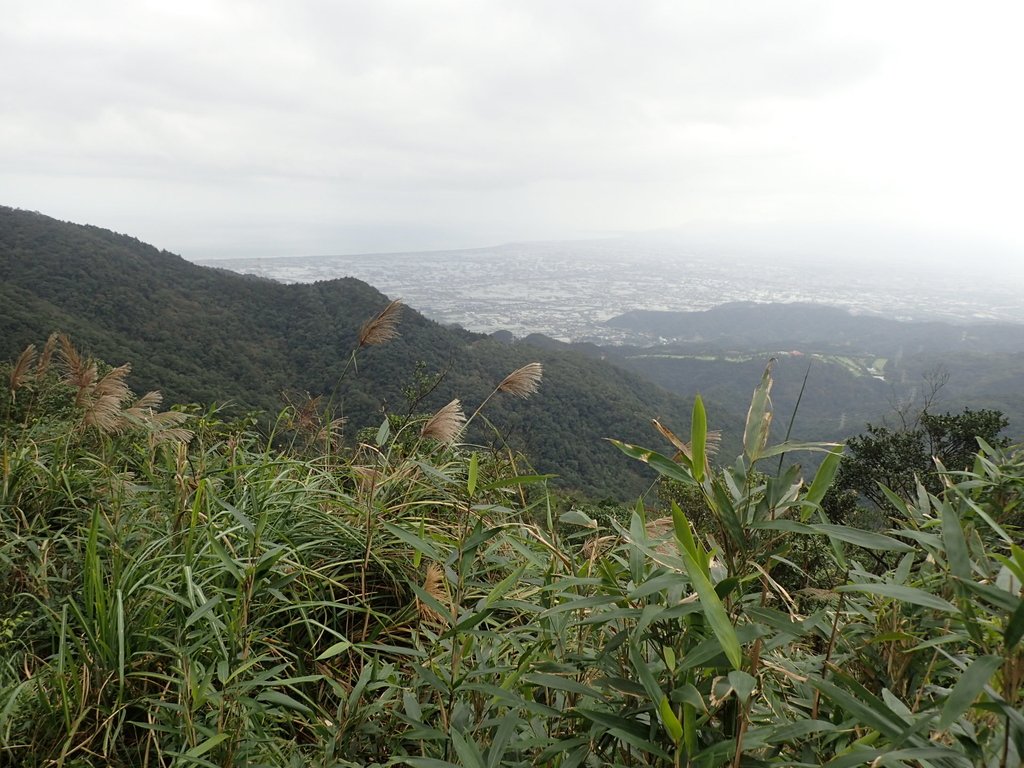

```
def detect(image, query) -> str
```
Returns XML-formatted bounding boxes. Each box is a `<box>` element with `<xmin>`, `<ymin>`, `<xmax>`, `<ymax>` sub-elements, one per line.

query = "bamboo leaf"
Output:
<box><xmin>316</xmin><ymin>639</ymin><xmax>352</xmax><ymax>660</ymax></box>
<box><xmin>939</xmin><ymin>497</ymin><xmax>972</xmax><ymax>581</ymax></box>
<box><xmin>743</xmin><ymin>359</ymin><xmax>774</xmax><ymax>462</ymax></box>
<box><xmin>449</xmin><ymin>729</ymin><xmax>486</xmax><ymax>768</ymax></box>
<box><xmin>836</xmin><ymin>583</ymin><xmax>957</xmax><ymax>613</ymax></box>
<box><xmin>752</xmin><ymin>520</ymin><xmax>914</xmax><ymax>552</ymax></box>
<box><xmin>671</xmin><ymin>501</ymin><xmax>701</xmax><ymax>565</ymax></box>
<box><xmin>659</xmin><ymin>695</ymin><xmax>684</xmax><ymax>745</ymax></box>
<box><xmin>939</xmin><ymin>654</ymin><xmax>1003</xmax><ymax>728</ymax></box>
<box><xmin>757</xmin><ymin>440</ymin><xmax>842</xmax><ymax>460</ymax></box>
<box><xmin>607</xmin><ymin>440</ymin><xmax>696</xmax><ymax>485</ymax></box>
<box><xmin>1005</xmin><ymin>600</ymin><xmax>1024</xmax><ymax>649</ymax></box>
<box><xmin>184</xmin><ymin>732</ymin><xmax>230</xmax><ymax>758</ymax></box>
<box><xmin>805</xmin><ymin>446</ymin><xmax>844</xmax><ymax>507</ymax></box>
<box><xmin>467</xmin><ymin>452</ymin><xmax>479</xmax><ymax>497</ymax></box>
<box><xmin>691</xmin><ymin>395</ymin><xmax>707</xmax><ymax>483</ymax></box>
<box><xmin>678</xmin><ymin>547</ymin><xmax>742</xmax><ymax>669</ymax></box>
<box><xmin>257</xmin><ymin>689</ymin><xmax>313</xmax><ymax>715</ymax></box>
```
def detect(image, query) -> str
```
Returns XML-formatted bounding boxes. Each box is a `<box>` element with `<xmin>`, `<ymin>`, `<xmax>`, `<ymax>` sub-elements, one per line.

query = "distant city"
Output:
<box><xmin>200</xmin><ymin>241</ymin><xmax>1024</xmax><ymax>344</ymax></box>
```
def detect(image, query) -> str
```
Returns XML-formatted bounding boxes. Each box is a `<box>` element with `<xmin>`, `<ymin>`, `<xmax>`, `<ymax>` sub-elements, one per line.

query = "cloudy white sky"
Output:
<box><xmin>2</xmin><ymin>1</ymin><xmax>1022</xmax><ymax>273</ymax></box>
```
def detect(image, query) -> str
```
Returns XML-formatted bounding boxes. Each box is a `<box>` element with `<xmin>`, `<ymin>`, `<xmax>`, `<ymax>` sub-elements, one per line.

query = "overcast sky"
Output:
<box><xmin>2</xmin><ymin>1</ymin><xmax>1022</xmax><ymax>274</ymax></box>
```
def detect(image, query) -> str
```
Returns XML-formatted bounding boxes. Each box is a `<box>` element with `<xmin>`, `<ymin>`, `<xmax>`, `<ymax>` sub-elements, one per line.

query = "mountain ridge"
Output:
<box><xmin>1</xmin><ymin>205</ymin><xmax>716</xmax><ymax>498</ymax></box>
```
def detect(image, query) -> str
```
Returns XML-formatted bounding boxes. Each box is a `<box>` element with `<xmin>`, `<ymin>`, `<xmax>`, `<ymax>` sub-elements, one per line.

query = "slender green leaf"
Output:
<box><xmin>450</xmin><ymin>729</ymin><xmax>486</xmax><ymax>768</ymax></box>
<box><xmin>316</xmin><ymin>639</ymin><xmax>352</xmax><ymax>660</ymax></box>
<box><xmin>691</xmin><ymin>395</ymin><xmax>707</xmax><ymax>483</ymax></box>
<box><xmin>805</xmin><ymin>446</ymin><xmax>844</xmax><ymax>507</ymax></box>
<box><xmin>939</xmin><ymin>654</ymin><xmax>1003</xmax><ymax>728</ymax></box>
<box><xmin>678</xmin><ymin>547</ymin><xmax>742</xmax><ymax>669</ymax></box>
<box><xmin>467</xmin><ymin>452</ymin><xmax>479</xmax><ymax>497</ymax></box>
<box><xmin>659</xmin><ymin>695</ymin><xmax>684</xmax><ymax>745</ymax></box>
<box><xmin>837</xmin><ymin>583</ymin><xmax>957</xmax><ymax>613</ymax></box>
<box><xmin>671</xmin><ymin>501</ymin><xmax>701</xmax><ymax>565</ymax></box>
<box><xmin>752</xmin><ymin>520</ymin><xmax>914</xmax><ymax>552</ymax></box>
<box><xmin>1005</xmin><ymin>600</ymin><xmax>1024</xmax><ymax>649</ymax></box>
<box><xmin>743</xmin><ymin>359</ymin><xmax>774</xmax><ymax>462</ymax></box>
<box><xmin>939</xmin><ymin>498</ymin><xmax>971</xmax><ymax>581</ymax></box>
<box><xmin>607</xmin><ymin>440</ymin><xmax>696</xmax><ymax>485</ymax></box>
<box><xmin>184</xmin><ymin>732</ymin><xmax>230</xmax><ymax>758</ymax></box>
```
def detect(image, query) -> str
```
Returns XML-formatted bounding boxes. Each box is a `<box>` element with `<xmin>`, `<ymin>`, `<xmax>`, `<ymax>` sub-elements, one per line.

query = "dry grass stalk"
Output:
<box><xmin>417</xmin><ymin>562</ymin><xmax>450</xmax><ymax>626</ymax></box>
<box><xmin>420</xmin><ymin>399</ymin><xmax>465</xmax><ymax>444</ymax></box>
<box><xmin>358</xmin><ymin>299</ymin><xmax>403</xmax><ymax>347</ymax></box>
<box><xmin>497</xmin><ymin>362</ymin><xmax>543</xmax><ymax>399</ymax></box>
<box><xmin>9</xmin><ymin>344</ymin><xmax>37</xmax><ymax>393</ymax></box>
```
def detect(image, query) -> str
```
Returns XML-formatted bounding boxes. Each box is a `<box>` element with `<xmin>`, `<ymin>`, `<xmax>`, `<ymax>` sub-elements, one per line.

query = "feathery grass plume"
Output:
<box><xmin>146</xmin><ymin>410</ymin><xmax>194</xmax><ymax>446</ymax></box>
<box><xmin>56</xmin><ymin>334</ymin><xmax>101</xmax><ymax>408</ymax></box>
<box><xmin>9</xmin><ymin>344</ymin><xmax>37</xmax><ymax>394</ymax></box>
<box><xmin>83</xmin><ymin>364</ymin><xmax>132</xmax><ymax>434</ymax></box>
<box><xmin>292</xmin><ymin>392</ymin><xmax>323</xmax><ymax>433</ymax></box>
<box><xmin>497</xmin><ymin>362</ymin><xmax>543</xmax><ymax>398</ymax></box>
<box><xmin>420</xmin><ymin>399</ymin><xmax>466</xmax><ymax>444</ymax></box>
<box><xmin>37</xmin><ymin>332</ymin><xmax>59</xmax><ymax>377</ymax></box>
<box><xmin>124</xmin><ymin>390</ymin><xmax>163</xmax><ymax>418</ymax></box>
<box><xmin>358</xmin><ymin>299</ymin><xmax>403</xmax><ymax>347</ymax></box>
<box><xmin>417</xmin><ymin>562</ymin><xmax>450</xmax><ymax>626</ymax></box>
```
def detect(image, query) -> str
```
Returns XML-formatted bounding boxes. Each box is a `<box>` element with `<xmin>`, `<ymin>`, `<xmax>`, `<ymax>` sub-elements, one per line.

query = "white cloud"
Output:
<box><xmin>0</xmin><ymin>0</ymin><xmax>1021</xmax><ymax>273</ymax></box>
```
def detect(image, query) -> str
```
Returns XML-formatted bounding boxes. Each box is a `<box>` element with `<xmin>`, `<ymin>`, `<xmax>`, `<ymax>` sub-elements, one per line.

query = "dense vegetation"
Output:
<box><xmin>3</xmin><ymin>334</ymin><xmax>1023</xmax><ymax>767</ymax></box>
<box><xmin>0</xmin><ymin>206</ymin><xmax>715</xmax><ymax>498</ymax></box>
<box><xmin>601</xmin><ymin>304</ymin><xmax>1024</xmax><ymax>445</ymax></box>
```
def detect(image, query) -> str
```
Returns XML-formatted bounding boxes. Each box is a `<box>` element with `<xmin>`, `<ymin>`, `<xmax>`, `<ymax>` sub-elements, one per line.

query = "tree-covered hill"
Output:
<box><xmin>603</xmin><ymin>303</ymin><xmax>1024</xmax><ymax>442</ymax></box>
<box><xmin>0</xmin><ymin>205</ymin><xmax>717</xmax><ymax>498</ymax></box>
<box><xmin>608</xmin><ymin>302</ymin><xmax>1024</xmax><ymax>353</ymax></box>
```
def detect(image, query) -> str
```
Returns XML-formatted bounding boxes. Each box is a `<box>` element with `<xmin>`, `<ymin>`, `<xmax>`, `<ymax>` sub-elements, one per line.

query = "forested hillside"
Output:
<box><xmin>0</xmin><ymin>206</ymin><xmax>717</xmax><ymax>498</ymax></box>
<box><xmin>603</xmin><ymin>303</ymin><xmax>1024</xmax><ymax>443</ymax></box>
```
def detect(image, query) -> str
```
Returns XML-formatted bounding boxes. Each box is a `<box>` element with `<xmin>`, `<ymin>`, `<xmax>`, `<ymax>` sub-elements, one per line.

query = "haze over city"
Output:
<box><xmin>2</xmin><ymin>1</ymin><xmax>1022</xmax><ymax>281</ymax></box>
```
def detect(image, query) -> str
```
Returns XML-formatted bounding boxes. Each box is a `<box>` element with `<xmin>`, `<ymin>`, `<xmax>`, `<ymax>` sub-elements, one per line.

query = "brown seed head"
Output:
<box><xmin>420</xmin><ymin>399</ymin><xmax>466</xmax><ymax>444</ymax></box>
<box><xmin>418</xmin><ymin>562</ymin><xmax>450</xmax><ymax>626</ymax></box>
<box><xmin>358</xmin><ymin>299</ymin><xmax>403</xmax><ymax>347</ymax></box>
<box><xmin>9</xmin><ymin>344</ymin><xmax>37</xmax><ymax>393</ymax></box>
<box><xmin>497</xmin><ymin>362</ymin><xmax>543</xmax><ymax>398</ymax></box>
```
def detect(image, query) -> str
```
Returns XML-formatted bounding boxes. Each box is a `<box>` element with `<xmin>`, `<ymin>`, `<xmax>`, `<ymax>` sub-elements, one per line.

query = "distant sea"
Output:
<box><xmin>199</xmin><ymin>241</ymin><xmax>1024</xmax><ymax>344</ymax></box>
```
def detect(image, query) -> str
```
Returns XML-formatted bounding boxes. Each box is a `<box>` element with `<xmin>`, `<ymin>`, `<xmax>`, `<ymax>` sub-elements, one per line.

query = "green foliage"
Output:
<box><xmin>826</xmin><ymin>407</ymin><xmax>1010</xmax><ymax>527</ymax></box>
<box><xmin>3</xmin><ymin>339</ymin><xmax>1024</xmax><ymax>766</ymax></box>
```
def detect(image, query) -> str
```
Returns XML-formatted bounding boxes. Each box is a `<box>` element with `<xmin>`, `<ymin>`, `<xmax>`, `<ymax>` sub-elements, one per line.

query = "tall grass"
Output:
<box><xmin>2</xmin><ymin>333</ymin><xmax>1023</xmax><ymax>767</ymax></box>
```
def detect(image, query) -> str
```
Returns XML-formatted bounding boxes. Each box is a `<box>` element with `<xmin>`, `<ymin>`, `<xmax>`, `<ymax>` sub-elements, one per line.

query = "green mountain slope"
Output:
<box><xmin>603</xmin><ymin>304</ymin><xmax>1024</xmax><ymax>441</ymax></box>
<box><xmin>0</xmin><ymin>206</ymin><xmax>712</xmax><ymax>498</ymax></box>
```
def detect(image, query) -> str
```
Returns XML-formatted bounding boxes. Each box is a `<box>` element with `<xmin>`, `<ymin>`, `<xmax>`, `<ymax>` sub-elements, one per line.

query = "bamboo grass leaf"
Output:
<box><xmin>805</xmin><ymin>446</ymin><xmax>844</xmax><ymax>507</ymax></box>
<box><xmin>756</xmin><ymin>440</ymin><xmax>842</xmax><ymax>460</ymax></box>
<box><xmin>671</xmin><ymin>501</ymin><xmax>702</xmax><ymax>566</ymax></box>
<box><xmin>658</xmin><ymin>695</ymin><xmax>684</xmax><ymax>745</ymax></box>
<box><xmin>691</xmin><ymin>395</ymin><xmax>707</xmax><ymax>483</ymax></box>
<box><xmin>607</xmin><ymin>440</ymin><xmax>696</xmax><ymax>485</ymax></box>
<box><xmin>751</xmin><ymin>520</ymin><xmax>914</xmax><ymax>552</ymax></box>
<box><xmin>743</xmin><ymin>360</ymin><xmax>775</xmax><ymax>462</ymax></box>
<box><xmin>678</xmin><ymin>547</ymin><xmax>742</xmax><ymax>669</ymax></box>
<box><xmin>836</xmin><ymin>584</ymin><xmax>957</xmax><ymax>613</ymax></box>
<box><xmin>939</xmin><ymin>498</ymin><xmax>972</xmax><ymax>581</ymax></box>
<box><xmin>467</xmin><ymin>451</ymin><xmax>479</xmax><ymax>497</ymax></box>
<box><xmin>1005</xmin><ymin>600</ymin><xmax>1024</xmax><ymax>649</ymax></box>
<box><xmin>939</xmin><ymin>654</ymin><xmax>1003</xmax><ymax>728</ymax></box>
<box><xmin>450</xmin><ymin>728</ymin><xmax>486</xmax><ymax>768</ymax></box>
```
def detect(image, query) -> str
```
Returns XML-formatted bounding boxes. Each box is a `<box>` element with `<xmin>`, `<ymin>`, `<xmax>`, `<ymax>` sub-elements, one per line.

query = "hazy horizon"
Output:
<box><xmin>2</xmin><ymin>2</ymin><xmax>1022</xmax><ymax>279</ymax></box>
